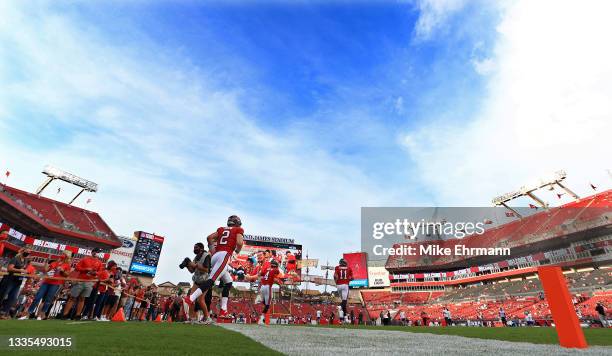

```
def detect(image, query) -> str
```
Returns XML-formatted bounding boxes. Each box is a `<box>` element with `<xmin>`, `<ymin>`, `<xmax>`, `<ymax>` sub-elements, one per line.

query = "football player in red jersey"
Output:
<box><xmin>184</xmin><ymin>215</ymin><xmax>244</xmax><ymax>318</ymax></box>
<box><xmin>284</xmin><ymin>250</ymin><xmax>297</xmax><ymax>273</ymax></box>
<box><xmin>334</xmin><ymin>258</ymin><xmax>353</xmax><ymax>323</ymax></box>
<box><xmin>257</xmin><ymin>259</ymin><xmax>284</xmax><ymax>325</ymax></box>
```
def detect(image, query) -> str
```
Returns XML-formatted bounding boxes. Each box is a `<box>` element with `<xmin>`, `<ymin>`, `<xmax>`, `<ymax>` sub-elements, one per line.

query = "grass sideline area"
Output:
<box><xmin>0</xmin><ymin>320</ymin><xmax>280</xmax><ymax>355</ymax></box>
<box><xmin>300</xmin><ymin>324</ymin><xmax>612</xmax><ymax>346</ymax></box>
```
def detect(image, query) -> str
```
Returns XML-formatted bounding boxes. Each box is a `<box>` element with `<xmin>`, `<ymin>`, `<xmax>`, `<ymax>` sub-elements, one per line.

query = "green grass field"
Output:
<box><xmin>0</xmin><ymin>320</ymin><xmax>280</xmax><ymax>355</ymax></box>
<box><xmin>306</xmin><ymin>324</ymin><xmax>612</xmax><ymax>346</ymax></box>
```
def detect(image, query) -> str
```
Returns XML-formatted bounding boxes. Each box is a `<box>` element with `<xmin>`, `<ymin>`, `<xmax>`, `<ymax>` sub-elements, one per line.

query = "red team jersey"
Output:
<box><xmin>214</xmin><ymin>226</ymin><xmax>244</xmax><ymax>253</ymax></box>
<box><xmin>260</xmin><ymin>267</ymin><xmax>281</xmax><ymax>286</ymax></box>
<box><xmin>334</xmin><ymin>266</ymin><xmax>353</xmax><ymax>285</ymax></box>
<box><xmin>286</xmin><ymin>254</ymin><xmax>296</xmax><ymax>269</ymax></box>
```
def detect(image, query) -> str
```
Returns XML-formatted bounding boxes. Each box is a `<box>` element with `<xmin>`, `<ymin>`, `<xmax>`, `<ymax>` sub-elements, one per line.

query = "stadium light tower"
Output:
<box><xmin>36</xmin><ymin>165</ymin><xmax>98</xmax><ymax>205</ymax></box>
<box><xmin>492</xmin><ymin>170</ymin><xmax>579</xmax><ymax>218</ymax></box>
<box><xmin>321</xmin><ymin>261</ymin><xmax>335</xmax><ymax>294</ymax></box>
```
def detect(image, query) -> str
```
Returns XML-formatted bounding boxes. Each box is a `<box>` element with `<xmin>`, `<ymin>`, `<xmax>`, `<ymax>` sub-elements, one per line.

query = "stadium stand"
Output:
<box><xmin>385</xmin><ymin>190</ymin><xmax>611</xmax><ymax>271</ymax></box>
<box><xmin>0</xmin><ymin>184</ymin><xmax>120</xmax><ymax>252</ymax></box>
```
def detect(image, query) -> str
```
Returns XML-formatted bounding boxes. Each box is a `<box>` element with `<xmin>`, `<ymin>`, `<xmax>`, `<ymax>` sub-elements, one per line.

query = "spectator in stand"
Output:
<box><xmin>130</xmin><ymin>285</ymin><xmax>144</xmax><ymax>320</ymax></box>
<box><xmin>23</xmin><ymin>251</ymin><xmax>72</xmax><ymax>320</ymax></box>
<box><xmin>596</xmin><ymin>302</ymin><xmax>607</xmax><ymax>327</ymax></box>
<box><xmin>137</xmin><ymin>285</ymin><xmax>151</xmax><ymax>321</ymax></box>
<box><xmin>103</xmin><ymin>267</ymin><xmax>124</xmax><ymax>320</ymax></box>
<box><xmin>147</xmin><ymin>285</ymin><xmax>159</xmax><ymax>321</ymax></box>
<box><xmin>123</xmin><ymin>276</ymin><xmax>140</xmax><ymax>319</ymax></box>
<box><xmin>93</xmin><ymin>260</ymin><xmax>115</xmax><ymax>321</ymax></box>
<box><xmin>61</xmin><ymin>248</ymin><xmax>104</xmax><ymax>320</ymax></box>
<box><xmin>0</xmin><ymin>248</ymin><xmax>31</xmax><ymax>319</ymax></box>
<box><xmin>163</xmin><ymin>296</ymin><xmax>172</xmax><ymax>320</ymax></box>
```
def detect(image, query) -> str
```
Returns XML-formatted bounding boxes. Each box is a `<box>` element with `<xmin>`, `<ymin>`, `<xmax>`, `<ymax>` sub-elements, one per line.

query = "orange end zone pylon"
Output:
<box><xmin>538</xmin><ymin>266</ymin><xmax>587</xmax><ymax>348</ymax></box>
<box><xmin>111</xmin><ymin>307</ymin><xmax>126</xmax><ymax>322</ymax></box>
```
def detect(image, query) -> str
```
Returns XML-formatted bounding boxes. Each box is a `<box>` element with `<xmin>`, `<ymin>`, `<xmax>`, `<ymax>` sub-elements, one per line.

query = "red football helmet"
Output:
<box><xmin>227</xmin><ymin>215</ymin><xmax>242</xmax><ymax>227</ymax></box>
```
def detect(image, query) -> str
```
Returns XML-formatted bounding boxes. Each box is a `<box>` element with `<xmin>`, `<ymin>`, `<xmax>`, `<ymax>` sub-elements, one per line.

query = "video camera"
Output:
<box><xmin>178</xmin><ymin>257</ymin><xmax>192</xmax><ymax>269</ymax></box>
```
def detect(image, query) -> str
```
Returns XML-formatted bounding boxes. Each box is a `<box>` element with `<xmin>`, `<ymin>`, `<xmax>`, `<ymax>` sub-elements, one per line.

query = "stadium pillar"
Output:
<box><xmin>537</xmin><ymin>266</ymin><xmax>587</xmax><ymax>348</ymax></box>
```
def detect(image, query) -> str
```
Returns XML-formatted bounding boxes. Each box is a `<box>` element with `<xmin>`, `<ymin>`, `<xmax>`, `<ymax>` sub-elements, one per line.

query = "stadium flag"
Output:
<box><xmin>590</xmin><ymin>183</ymin><xmax>597</xmax><ymax>191</ymax></box>
<box><xmin>529</xmin><ymin>204</ymin><xmax>538</xmax><ymax>210</ymax></box>
<box><xmin>505</xmin><ymin>211</ymin><xmax>515</xmax><ymax>217</ymax></box>
<box><xmin>57</xmin><ymin>187</ymin><xmax>61</xmax><ymax>194</ymax></box>
<box><xmin>557</xmin><ymin>193</ymin><xmax>565</xmax><ymax>199</ymax></box>
<box><xmin>86</xmin><ymin>198</ymin><xmax>92</xmax><ymax>204</ymax></box>
<box><xmin>4</xmin><ymin>170</ymin><xmax>9</xmax><ymax>177</ymax></box>
<box><xmin>483</xmin><ymin>219</ymin><xmax>493</xmax><ymax>224</ymax></box>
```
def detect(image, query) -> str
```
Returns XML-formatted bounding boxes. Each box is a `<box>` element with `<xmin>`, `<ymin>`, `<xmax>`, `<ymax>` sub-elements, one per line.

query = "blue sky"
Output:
<box><xmin>1</xmin><ymin>0</ymin><xmax>611</xmax><ymax>283</ymax></box>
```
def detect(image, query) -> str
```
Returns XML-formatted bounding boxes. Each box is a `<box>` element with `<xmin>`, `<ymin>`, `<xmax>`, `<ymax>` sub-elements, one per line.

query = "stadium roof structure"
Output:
<box><xmin>0</xmin><ymin>184</ymin><xmax>120</xmax><ymax>248</ymax></box>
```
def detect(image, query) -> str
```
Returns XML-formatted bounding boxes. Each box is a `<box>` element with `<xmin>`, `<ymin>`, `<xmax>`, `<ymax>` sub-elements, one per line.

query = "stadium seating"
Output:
<box><xmin>363</xmin><ymin>268</ymin><xmax>611</xmax><ymax>324</ymax></box>
<box><xmin>0</xmin><ymin>185</ymin><xmax>117</xmax><ymax>242</ymax></box>
<box><xmin>386</xmin><ymin>190</ymin><xmax>612</xmax><ymax>270</ymax></box>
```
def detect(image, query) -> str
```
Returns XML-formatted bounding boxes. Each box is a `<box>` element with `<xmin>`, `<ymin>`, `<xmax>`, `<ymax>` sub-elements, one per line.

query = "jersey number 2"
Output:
<box><xmin>219</xmin><ymin>229</ymin><xmax>230</xmax><ymax>245</ymax></box>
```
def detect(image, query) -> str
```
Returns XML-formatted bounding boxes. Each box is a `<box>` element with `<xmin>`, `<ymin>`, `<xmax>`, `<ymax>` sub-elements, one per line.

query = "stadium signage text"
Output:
<box><xmin>372</xmin><ymin>244</ymin><xmax>511</xmax><ymax>257</ymax></box>
<box><xmin>244</xmin><ymin>234</ymin><xmax>294</xmax><ymax>244</ymax></box>
<box><xmin>371</xmin><ymin>219</ymin><xmax>485</xmax><ymax>240</ymax></box>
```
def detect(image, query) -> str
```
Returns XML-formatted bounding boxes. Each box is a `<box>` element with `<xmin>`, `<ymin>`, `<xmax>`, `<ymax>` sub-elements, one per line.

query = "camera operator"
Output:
<box><xmin>181</xmin><ymin>242</ymin><xmax>213</xmax><ymax>324</ymax></box>
<box><xmin>0</xmin><ymin>248</ymin><xmax>31</xmax><ymax>319</ymax></box>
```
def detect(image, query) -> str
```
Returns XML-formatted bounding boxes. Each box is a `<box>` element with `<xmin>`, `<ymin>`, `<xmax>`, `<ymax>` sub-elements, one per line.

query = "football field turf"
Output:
<box><xmin>1</xmin><ymin>320</ymin><xmax>611</xmax><ymax>355</ymax></box>
<box><xmin>0</xmin><ymin>320</ymin><xmax>280</xmax><ymax>355</ymax></box>
<box><xmin>302</xmin><ymin>324</ymin><xmax>612</xmax><ymax>346</ymax></box>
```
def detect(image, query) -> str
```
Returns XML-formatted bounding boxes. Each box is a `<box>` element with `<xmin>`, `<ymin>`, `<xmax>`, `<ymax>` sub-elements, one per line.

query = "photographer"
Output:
<box><xmin>0</xmin><ymin>248</ymin><xmax>31</xmax><ymax>319</ymax></box>
<box><xmin>181</xmin><ymin>242</ymin><xmax>213</xmax><ymax>324</ymax></box>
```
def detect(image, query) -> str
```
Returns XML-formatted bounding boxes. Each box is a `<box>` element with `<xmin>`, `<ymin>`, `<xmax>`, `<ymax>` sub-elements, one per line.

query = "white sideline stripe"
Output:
<box><xmin>219</xmin><ymin>324</ymin><xmax>612</xmax><ymax>356</ymax></box>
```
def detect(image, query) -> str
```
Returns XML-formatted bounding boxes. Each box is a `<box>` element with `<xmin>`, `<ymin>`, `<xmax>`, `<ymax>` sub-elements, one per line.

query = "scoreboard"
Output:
<box><xmin>129</xmin><ymin>231</ymin><xmax>164</xmax><ymax>277</ymax></box>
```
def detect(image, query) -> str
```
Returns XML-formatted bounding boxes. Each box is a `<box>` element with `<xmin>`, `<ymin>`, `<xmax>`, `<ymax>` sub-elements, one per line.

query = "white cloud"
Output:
<box><xmin>402</xmin><ymin>0</ymin><xmax>612</xmax><ymax>205</ymax></box>
<box><xmin>0</xmin><ymin>1</ymin><xmax>392</xmax><ymax>283</ymax></box>
<box><xmin>471</xmin><ymin>57</ymin><xmax>495</xmax><ymax>75</ymax></box>
<box><xmin>412</xmin><ymin>0</ymin><xmax>467</xmax><ymax>40</ymax></box>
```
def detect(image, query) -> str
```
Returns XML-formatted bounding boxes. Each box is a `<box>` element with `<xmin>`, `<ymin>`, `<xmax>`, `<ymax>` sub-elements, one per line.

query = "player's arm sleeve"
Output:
<box><xmin>235</xmin><ymin>233</ymin><xmax>244</xmax><ymax>253</ymax></box>
<box><xmin>207</xmin><ymin>231</ymin><xmax>218</xmax><ymax>251</ymax></box>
